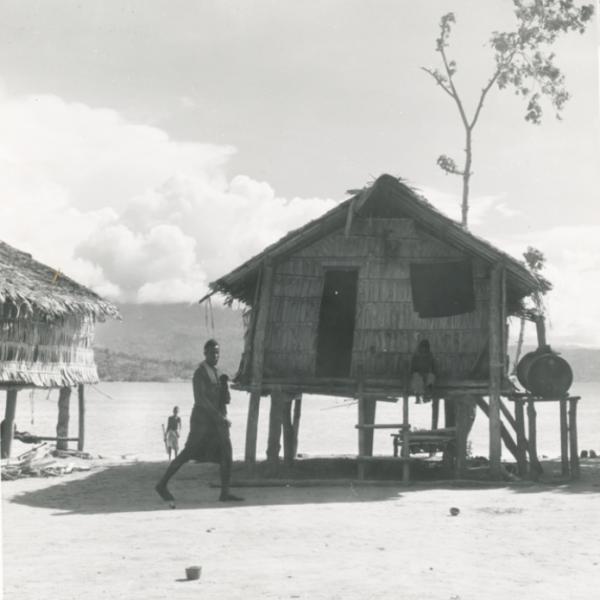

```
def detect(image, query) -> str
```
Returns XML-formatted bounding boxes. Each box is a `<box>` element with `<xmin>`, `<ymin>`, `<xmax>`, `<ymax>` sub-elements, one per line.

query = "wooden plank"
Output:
<box><xmin>454</xmin><ymin>396</ymin><xmax>472</xmax><ymax>478</ymax></box>
<box><xmin>488</xmin><ymin>263</ymin><xmax>503</xmax><ymax>479</ymax></box>
<box><xmin>391</xmin><ymin>435</ymin><xmax>455</xmax><ymax>444</ymax></box>
<box><xmin>266</xmin><ymin>387</ymin><xmax>284</xmax><ymax>463</ymax></box>
<box><xmin>56</xmin><ymin>387</ymin><xmax>72</xmax><ymax>451</ymax></box>
<box><xmin>1</xmin><ymin>390</ymin><xmax>18</xmax><ymax>458</ymax></box>
<box><xmin>77</xmin><ymin>384</ymin><xmax>85</xmax><ymax>452</ymax></box>
<box><xmin>475</xmin><ymin>397</ymin><xmax>520</xmax><ymax>462</ymax></box>
<box><xmin>282</xmin><ymin>394</ymin><xmax>301</xmax><ymax>465</ymax></box>
<box><xmin>569</xmin><ymin>398</ymin><xmax>580</xmax><ymax>480</ymax></box>
<box><xmin>363</xmin><ymin>399</ymin><xmax>376</xmax><ymax>456</ymax></box>
<box><xmin>356</xmin><ymin>456</ymin><xmax>414</xmax><ymax>462</ymax></box>
<box><xmin>431</xmin><ymin>398</ymin><xmax>440</xmax><ymax>430</ymax></box>
<box><xmin>401</xmin><ymin>394</ymin><xmax>410</xmax><ymax>482</ymax></box>
<box><xmin>514</xmin><ymin>400</ymin><xmax>528</xmax><ymax>477</ymax></box>
<box><xmin>292</xmin><ymin>395</ymin><xmax>302</xmax><ymax>457</ymax></box>
<box><xmin>245</xmin><ymin>261</ymin><xmax>274</xmax><ymax>463</ymax></box>
<box><xmin>356</xmin><ymin>371</ymin><xmax>366</xmax><ymax>480</ymax></box>
<box><xmin>527</xmin><ymin>400</ymin><xmax>543</xmax><ymax>480</ymax></box>
<box><xmin>499</xmin><ymin>398</ymin><xmax>518</xmax><ymax>432</ymax></box>
<box><xmin>560</xmin><ymin>398</ymin><xmax>569</xmax><ymax>477</ymax></box>
<box><xmin>355</xmin><ymin>423</ymin><xmax>409</xmax><ymax>430</ymax></box>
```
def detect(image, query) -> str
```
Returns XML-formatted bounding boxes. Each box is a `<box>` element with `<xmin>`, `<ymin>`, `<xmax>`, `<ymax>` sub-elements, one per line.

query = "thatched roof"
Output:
<box><xmin>210</xmin><ymin>174</ymin><xmax>540</xmax><ymax>305</ymax></box>
<box><xmin>0</xmin><ymin>241</ymin><xmax>119</xmax><ymax>319</ymax></box>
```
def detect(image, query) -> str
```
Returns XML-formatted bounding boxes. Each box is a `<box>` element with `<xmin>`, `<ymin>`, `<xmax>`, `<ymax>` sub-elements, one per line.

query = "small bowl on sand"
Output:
<box><xmin>185</xmin><ymin>566</ymin><xmax>202</xmax><ymax>581</ymax></box>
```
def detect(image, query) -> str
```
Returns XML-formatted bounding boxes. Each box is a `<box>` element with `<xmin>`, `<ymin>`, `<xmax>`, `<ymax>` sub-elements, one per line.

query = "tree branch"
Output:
<box><xmin>470</xmin><ymin>48</ymin><xmax>518</xmax><ymax>130</ymax></box>
<box><xmin>420</xmin><ymin>67</ymin><xmax>454</xmax><ymax>98</ymax></box>
<box><xmin>439</xmin><ymin>43</ymin><xmax>470</xmax><ymax>129</ymax></box>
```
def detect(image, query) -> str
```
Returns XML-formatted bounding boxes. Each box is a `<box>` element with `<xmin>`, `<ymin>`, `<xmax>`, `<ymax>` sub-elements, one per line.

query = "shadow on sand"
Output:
<box><xmin>6</xmin><ymin>457</ymin><xmax>600</xmax><ymax>516</ymax></box>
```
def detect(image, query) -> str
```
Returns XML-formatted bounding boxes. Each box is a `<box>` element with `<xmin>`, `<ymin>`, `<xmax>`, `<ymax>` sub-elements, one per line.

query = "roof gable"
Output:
<box><xmin>210</xmin><ymin>174</ymin><xmax>539</xmax><ymax>304</ymax></box>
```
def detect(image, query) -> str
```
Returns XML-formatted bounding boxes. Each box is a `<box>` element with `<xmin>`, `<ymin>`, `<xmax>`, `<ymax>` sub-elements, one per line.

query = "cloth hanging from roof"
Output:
<box><xmin>410</xmin><ymin>261</ymin><xmax>475</xmax><ymax>318</ymax></box>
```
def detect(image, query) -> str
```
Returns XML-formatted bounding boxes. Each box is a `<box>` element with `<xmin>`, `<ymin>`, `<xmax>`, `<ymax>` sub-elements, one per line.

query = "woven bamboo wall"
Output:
<box><xmin>0</xmin><ymin>301</ymin><xmax>99</xmax><ymax>386</ymax></box>
<box><xmin>261</xmin><ymin>217</ymin><xmax>489</xmax><ymax>381</ymax></box>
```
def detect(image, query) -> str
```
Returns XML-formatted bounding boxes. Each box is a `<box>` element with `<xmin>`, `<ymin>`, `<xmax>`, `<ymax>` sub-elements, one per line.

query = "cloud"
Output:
<box><xmin>483</xmin><ymin>226</ymin><xmax>600</xmax><ymax>347</ymax></box>
<box><xmin>414</xmin><ymin>184</ymin><xmax>600</xmax><ymax>346</ymax></box>
<box><xmin>1</xmin><ymin>93</ymin><xmax>597</xmax><ymax>347</ymax></box>
<box><xmin>417</xmin><ymin>185</ymin><xmax>519</xmax><ymax>225</ymax></box>
<box><xmin>0</xmin><ymin>93</ymin><xmax>336</xmax><ymax>304</ymax></box>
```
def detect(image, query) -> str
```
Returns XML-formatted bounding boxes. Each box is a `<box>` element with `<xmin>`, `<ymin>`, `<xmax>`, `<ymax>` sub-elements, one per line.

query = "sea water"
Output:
<box><xmin>8</xmin><ymin>381</ymin><xmax>600</xmax><ymax>462</ymax></box>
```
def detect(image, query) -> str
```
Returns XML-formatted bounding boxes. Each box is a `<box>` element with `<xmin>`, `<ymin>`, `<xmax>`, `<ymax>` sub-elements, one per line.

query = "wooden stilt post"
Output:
<box><xmin>568</xmin><ymin>398</ymin><xmax>580</xmax><ymax>480</ymax></box>
<box><xmin>363</xmin><ymin>399</ymin><xmax>376</xmax><ymax>456</ymax></box>
<box><xmin>559</xmin><ymin>398</ymin><xmax>569</xmax><ymax>477</ymax></box>
<box><xmin>489</xmin><ymin>263</ymin><xmax>503</xmax><ymax>479</ymax></box>
<box><xmin>266</xmin><ymin>386</ymin><xmax>284</xmax><ymax>463</ymax></box>
<box><xmin>514</xmin><ymin>399</ymin><xmax>528</xmax><ymax>477</ymax></box>
<box><xmin>77</xmin><ymin>384</ymin><xmax>85</xmax><ymax>451</ymax></box>
<box><xmin>356</xmin><ymin>370</ymin><xmax>366</xmax><ymax>480</ymax></box>
<box><xmin>282</xmin><ymin>393</ymin><xmax>302</xmax><ymax>465</ymax></box>
<box><xmin>431</xmin><ymin>398</ymin><xmax>440</xmax><ymax>430</ymax></box>
<box><xmin>454</xmin><ymin>395</ymin><xmax>469</xmax><ymax>478</ymax></box>
<box><xmin>291</xmin><ymin>395</ymin><xmax>302</xmax><ymax>457</ymax></box>
<box><xmin>1</xmin><ymin>389</ymin><xmax>18</xmax><ymax>458</ymax></box>
<box><xmin>282</xmin><ymin>396</ymin><xmax>293</xmax><ymax>465</ymax></box>
<box><xmin>56</xmin><ymin>386</ymin><xmax>72</xmax><ymax>451</ymax></box>
<box><xmin>245</xmin><ymin>260</ymin><xmax>274</xmax><ymax>463</ymax></box>
<box><xmin>527</xmin><ymin>399</ymin><xmax>543</xmax><ymax>479</ymax></box>
<box><xmin>401</xmin><ymin>394</ymin><xmax>410</xmax><ymax>483</ymax></box>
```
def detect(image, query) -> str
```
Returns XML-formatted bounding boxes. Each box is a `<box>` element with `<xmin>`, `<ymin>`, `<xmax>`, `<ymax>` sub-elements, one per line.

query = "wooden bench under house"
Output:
<box><xmin>206</xmin><ymin>174</ymin><xmax>559</xmax><ymax>481</ymax></box>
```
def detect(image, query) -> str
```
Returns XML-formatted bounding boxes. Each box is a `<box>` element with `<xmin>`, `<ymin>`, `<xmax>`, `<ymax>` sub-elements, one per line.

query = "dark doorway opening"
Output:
<box><xmin>316</xmin><ymin>269</ymin><xmax>358</xmax><ymax>377</ymax></box>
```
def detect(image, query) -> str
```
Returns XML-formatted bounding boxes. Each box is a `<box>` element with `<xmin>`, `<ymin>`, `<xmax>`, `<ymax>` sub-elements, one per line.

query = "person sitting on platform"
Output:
<box><xmin>409</xmin><ymin>339</ymin><xmax>436</xmax><ymax>404</ymax></box>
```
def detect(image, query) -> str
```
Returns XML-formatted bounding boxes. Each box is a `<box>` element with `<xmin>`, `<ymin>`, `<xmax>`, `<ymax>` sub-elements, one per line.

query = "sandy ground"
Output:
<box><xmin>2</xmin><ymin>458</ymin><xmax>600</xmax><ymax>600</ymax></box>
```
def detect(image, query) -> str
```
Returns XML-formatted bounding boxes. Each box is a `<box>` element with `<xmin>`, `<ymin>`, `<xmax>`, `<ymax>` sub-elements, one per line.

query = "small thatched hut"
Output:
<box><xmin>208</xmin><ymin>174</ymin><xmax>542</xmax><ymax>478</ymax></box>
<box><xmin>0</xmin><ymin>241</ymin><xmax>119</xmax><ymax>457</ymax></box>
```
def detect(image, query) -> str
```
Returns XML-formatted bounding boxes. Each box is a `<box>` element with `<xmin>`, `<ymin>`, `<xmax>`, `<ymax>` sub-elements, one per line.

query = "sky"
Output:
<box><xmin>0</xmin><ymin>0</ymin><xmax>598</xmax><ymax>346</ymax></box>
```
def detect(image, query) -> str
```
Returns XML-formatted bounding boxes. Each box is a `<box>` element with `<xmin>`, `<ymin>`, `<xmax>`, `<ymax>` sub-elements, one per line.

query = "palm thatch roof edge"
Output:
<box><xmin>0</xmin><ymin>241</ymin><xmax>120</xmax><ymax>319</ymax></box>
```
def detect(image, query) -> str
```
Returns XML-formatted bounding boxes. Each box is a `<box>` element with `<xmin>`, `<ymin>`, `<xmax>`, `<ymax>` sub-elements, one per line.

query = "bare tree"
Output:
<box><xmin>423</xmin><ymin>0</ymin><xmax>594</xmax><ymax>227</ymax></box>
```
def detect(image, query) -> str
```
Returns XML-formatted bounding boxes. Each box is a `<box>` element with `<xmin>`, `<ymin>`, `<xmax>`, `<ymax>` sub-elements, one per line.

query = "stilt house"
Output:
<box><xmin>209</xmin><ymin>174</ymin><xmax>542</xmax><ymax>477</ymax></box>
<box><xmin>0</xmin><ymin>241</ymin><xmax>119</xmax><ymax>458</ymax></box>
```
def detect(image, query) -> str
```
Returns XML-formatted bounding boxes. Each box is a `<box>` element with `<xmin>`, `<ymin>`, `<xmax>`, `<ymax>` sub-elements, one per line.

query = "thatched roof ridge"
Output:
<box><xmin>0</xmin><ymin>241</ymin><xmax>120</xmax><ymax>319</ymax></box>
<box><xmin>210</xmin><ymin>174</ymin><xmax>540</xmax><ymax>304</ymax></box>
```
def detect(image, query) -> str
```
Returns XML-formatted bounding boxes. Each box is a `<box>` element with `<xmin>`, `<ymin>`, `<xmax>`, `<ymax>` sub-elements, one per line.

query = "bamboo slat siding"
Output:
<box><xmin>258</xmin><ymin>217</ymin><xmax>489</xmax><ymax>381</ymax></box>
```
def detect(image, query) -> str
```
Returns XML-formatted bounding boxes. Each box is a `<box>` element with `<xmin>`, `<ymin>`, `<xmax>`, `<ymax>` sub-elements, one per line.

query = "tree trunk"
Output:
<box><xmin>461</xmin><ymin>129</ymin><xmax>473</xmax><ymax>227</ymax></box>
<box><xmin>57</xmin><ymin>387</ymin><xmax>72</xmax><ymax>451</ymax></box>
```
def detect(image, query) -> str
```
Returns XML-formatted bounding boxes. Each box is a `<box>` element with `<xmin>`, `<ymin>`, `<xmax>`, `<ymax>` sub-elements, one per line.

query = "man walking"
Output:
<box><xmin>155</xmin><ymin>339</ymin><xmax>243</xmax><ymax>506</ymax></box>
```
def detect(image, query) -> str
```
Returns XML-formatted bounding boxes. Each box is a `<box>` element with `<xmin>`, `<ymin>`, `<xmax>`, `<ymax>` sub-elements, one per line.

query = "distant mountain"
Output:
<box><xmin>94</xmin><ymin>303</ymin><xmax>600</xmax><ymax>383</ymax></box>
<box><xmin>94</xmin><ymin>303</ymin><xmax>245</xmax><ymax>378</ymax></box>
<box><xmin>507</xmin><ymin>345</ymin><xmax>600</xmax><ymax>383</ymax></box>
<box><xmin>95</xmin><ymin>348</ymin><xmax>196</xmax><ymax>382</ymax></box>
<box><xmin>533</xmin><ymin>347</ymin><xmax>600</xmax><ymax>383</ymax></box>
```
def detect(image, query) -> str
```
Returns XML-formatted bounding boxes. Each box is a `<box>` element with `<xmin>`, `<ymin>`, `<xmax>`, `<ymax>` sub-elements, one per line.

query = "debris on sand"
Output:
<box><xmin>1</xmin><ymin>443</ymin><xmax>94</xmax><ymax>480</ymax></box>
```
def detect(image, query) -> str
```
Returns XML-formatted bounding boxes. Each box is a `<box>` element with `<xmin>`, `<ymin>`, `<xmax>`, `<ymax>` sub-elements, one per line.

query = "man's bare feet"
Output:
<box><xmin>219</xmin><ymin>492</ymin><xmax>244</xmax><ymax>502</ymax></box>
<box><xmin>155</xmin><ymin>483</ymin><xmax>176</xmax><ymax>508</ymax></box>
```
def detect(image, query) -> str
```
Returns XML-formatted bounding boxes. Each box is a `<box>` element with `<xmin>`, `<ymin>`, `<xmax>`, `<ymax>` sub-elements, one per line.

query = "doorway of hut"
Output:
<box><xmin>316</xmin><ymin>269</ymin><xmax>358</xmax><ymax>378</ymax></box>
